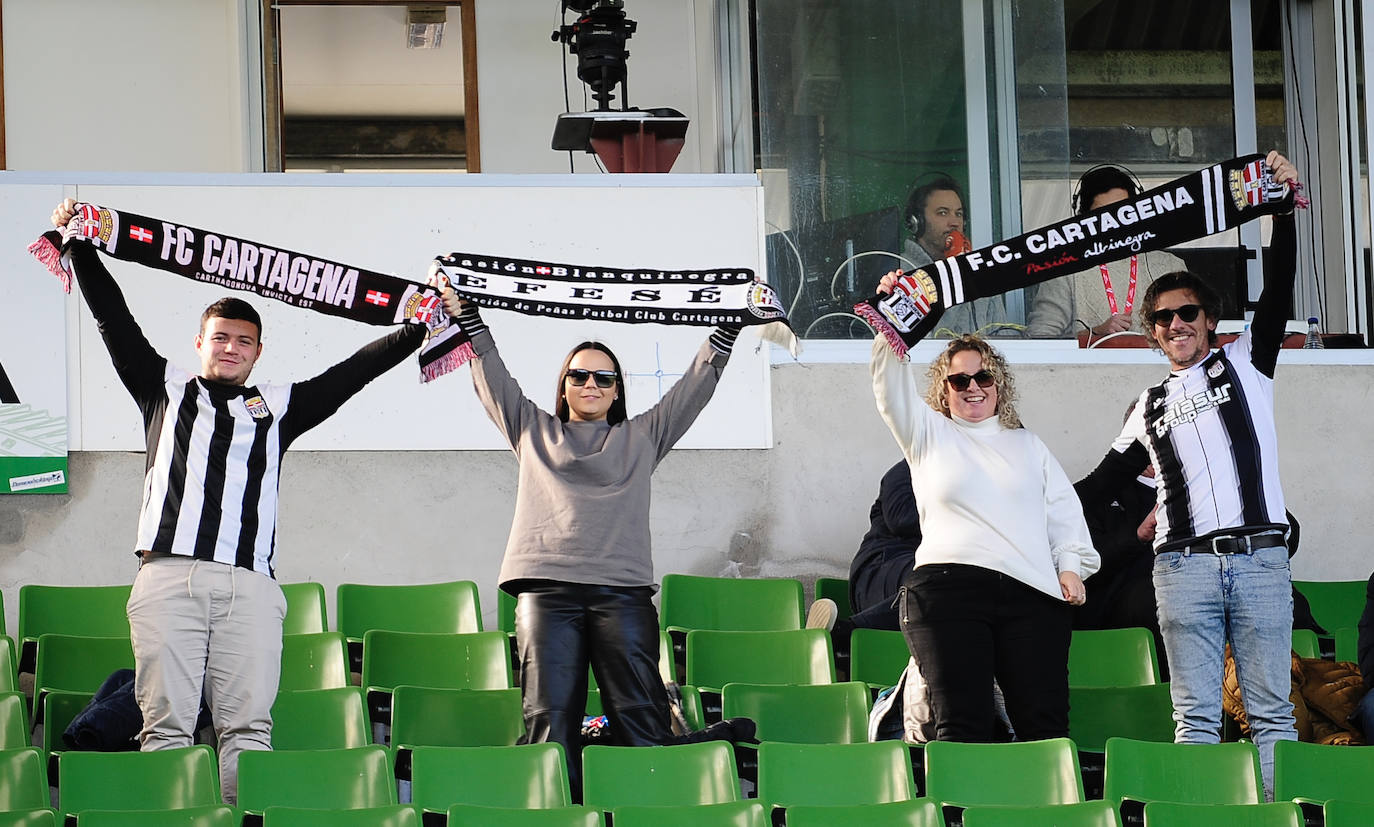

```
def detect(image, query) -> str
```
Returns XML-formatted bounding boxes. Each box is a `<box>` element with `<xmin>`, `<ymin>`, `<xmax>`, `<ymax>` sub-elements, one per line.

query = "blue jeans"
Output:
<box><xmin>1152</xmin><ymin>542</ymin><xmax>1296</xmax><ymax>800</ymax></box>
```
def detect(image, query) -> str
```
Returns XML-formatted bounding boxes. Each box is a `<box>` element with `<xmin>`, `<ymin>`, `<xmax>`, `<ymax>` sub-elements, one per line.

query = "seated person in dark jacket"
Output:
<box><xmin>1355</xmin><ymin>572</ymin><xmax>1374</xmax><ymax>738</ymax></box>
<box><xmin>1072</xmin><ymin>456</ymin><xmax>1168</xmax><ymax>679</ymax></box>
<box><xmin>832</xmin><ymin>459</ymin><xmax>923</xmax><ymax>645</ymax></box>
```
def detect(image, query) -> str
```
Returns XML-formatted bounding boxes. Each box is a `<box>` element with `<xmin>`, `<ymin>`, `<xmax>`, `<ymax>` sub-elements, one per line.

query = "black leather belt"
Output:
<box><xmin>1174</xmin><ymin>531</ymin><xmax>1286</xmax><ymax>556</ymax></box>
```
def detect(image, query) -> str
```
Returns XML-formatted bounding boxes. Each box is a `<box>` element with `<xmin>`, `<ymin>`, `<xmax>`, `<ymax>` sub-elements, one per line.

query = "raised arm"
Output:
<box><xmin>1248</xmin><ymin>151</ymin><xmax>1299</xmax><ymax>378</ymax></box>
<box><xmin>280</xmin><ymin>324</ymin><xmax>425</xmax><ymax>443</ymax></box>
<box><xmin>449</xmin><ymin>298</ymin><xmax>543</xmax><ymax>453</ymax></box>
<box><xmin>635</xmin><ymin>326</ymin><xmax>736</xmax><ymax>462</ymax></box>
<box><xmin>53</xmin><ymin>200</ymin><xmax>167</xmax><ymax>402</ymax></box>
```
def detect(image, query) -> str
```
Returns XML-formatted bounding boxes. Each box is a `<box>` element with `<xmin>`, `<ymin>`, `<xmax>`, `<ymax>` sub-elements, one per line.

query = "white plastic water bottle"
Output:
<box><xmin>1303</xmin><ymin>317</ymin><xmax>1324</xmax><ymax>349</ymax></box>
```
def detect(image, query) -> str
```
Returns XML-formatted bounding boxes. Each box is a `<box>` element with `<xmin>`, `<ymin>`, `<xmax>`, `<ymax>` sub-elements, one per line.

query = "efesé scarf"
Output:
<box><xmin>28</xmin><ymin>204</ymin><xmax>793</xmax><ymax>382</ymax></box>
<box><xmin>856</xmin><ymin>154</ymin><xmax>1302</xmax><ymax>356</ymax></box>
<box><xmin>421</xmin><ymin>252</ymin><xmax>793</xmax><ymax>379</ymax></box>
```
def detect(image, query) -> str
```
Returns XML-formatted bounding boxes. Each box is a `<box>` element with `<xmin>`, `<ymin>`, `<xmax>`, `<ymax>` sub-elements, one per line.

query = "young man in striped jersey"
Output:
<box><xmin>1075</xmin><ymin>151</ymin><xmax>1298</xmax><ymax>799</ymax></box>
<box><xmin>51</xmin><ymin>199</ymin><xmax>425</xmax><ymax>803</ymax></box>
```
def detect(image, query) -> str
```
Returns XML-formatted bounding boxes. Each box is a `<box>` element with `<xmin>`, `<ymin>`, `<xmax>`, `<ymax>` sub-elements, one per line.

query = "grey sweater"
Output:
<box><xmin>470</xmin><ymin>330</ymin><xmax>729</xmax><ymax>589</ymax></box>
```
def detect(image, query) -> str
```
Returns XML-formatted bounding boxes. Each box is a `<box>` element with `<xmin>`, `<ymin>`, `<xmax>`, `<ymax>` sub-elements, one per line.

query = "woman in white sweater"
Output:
<box><xmin>871</xmin><ymin>271</ymin><xmax>1100</xmax><ymax>741</ymax></box>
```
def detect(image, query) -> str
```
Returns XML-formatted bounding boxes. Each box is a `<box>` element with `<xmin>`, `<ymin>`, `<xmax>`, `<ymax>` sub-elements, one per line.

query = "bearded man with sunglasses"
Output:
<box><xmin>1077</xmin><ymin>150</ymin><xmax>1299</xmax><ymax>799</ymax></box>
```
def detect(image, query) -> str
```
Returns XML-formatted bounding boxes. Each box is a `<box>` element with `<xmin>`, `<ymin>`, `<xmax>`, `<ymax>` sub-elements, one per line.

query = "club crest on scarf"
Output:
<box><xmin>1229</xmin><ymin>160</ymin><xmax>1288</xmax><ymax>210</ymax></box>
<box><xmin>877</xmin><ymin>269</ymin><xmax>938</xmax><ymax>334</ymax></box>
<box><xmin>745</xmin><ymin>282</ymin><xmax>787</xmax><ymax>320</ymax></box>
<box><xmin>76</xmin><ymin>204</ymin><xmax>116</xmax><ymax>249</ymax></box>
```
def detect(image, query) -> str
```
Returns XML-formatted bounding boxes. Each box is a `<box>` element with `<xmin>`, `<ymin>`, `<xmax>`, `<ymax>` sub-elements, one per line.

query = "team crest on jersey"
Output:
<box><xmin>244</xmin><ymin>395</ymin><xmax>271</xmax><ymax>420</ymax></box>
<box><xmin>745</xmin><ymin>281</ymin><xmax>787</xmax><ymax>320</ymax></box>
<box><xmin>1228</xmin><ymin>161</ymin><xmax>1287</xmax><ymax>210</ymax></box>
<box><xmin>1207</xmin><ymin>362</ymin><xmax>1225</xmax><ymax>379</ymax></box>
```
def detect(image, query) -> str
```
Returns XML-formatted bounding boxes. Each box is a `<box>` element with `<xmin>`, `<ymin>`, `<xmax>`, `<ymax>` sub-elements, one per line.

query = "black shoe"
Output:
<box><xmin>680</xmin><ymin>715</ymin><xmax>757</xmax><ymax>745</ymax></box>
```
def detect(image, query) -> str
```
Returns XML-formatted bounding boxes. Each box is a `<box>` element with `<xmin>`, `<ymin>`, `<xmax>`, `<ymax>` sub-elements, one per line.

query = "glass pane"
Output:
<box><xmin>1024</xmin><ymin>0</ymin><xmax>1240</xmax><ymax>338</ymax></box>
<box><xmin>754</xmin><ymin>0</ymin><xmax>974</xmax><ymax>340</ymax></box>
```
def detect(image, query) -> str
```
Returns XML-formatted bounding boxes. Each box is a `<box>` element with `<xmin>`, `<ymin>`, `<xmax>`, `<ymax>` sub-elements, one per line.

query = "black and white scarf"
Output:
<box><xmin>856</xmin><ymin>154</ymin><xmax>1303</xmax><ymax>356</ymax></box>
<box><xmin>29</xmin><ymin>205</ymin><xmax>794</xmax><ymax>381</ymax></box>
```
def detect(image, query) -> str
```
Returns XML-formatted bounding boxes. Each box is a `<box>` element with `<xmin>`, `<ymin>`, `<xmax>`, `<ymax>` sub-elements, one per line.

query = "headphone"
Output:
<box><xmin>905</xmin><ymin>173</ymin><xmax>965</xmax><ymax>240</ymax></box>
<box><xmin>1071</xmin><ymin>164</ymin><xmax>1143</xmax><ymax>216</ymax></box>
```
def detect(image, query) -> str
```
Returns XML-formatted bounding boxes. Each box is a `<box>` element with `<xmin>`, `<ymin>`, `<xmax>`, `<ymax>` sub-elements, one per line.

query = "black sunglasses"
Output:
<box><xmin>565</xmin><ymin>368</ymin><xmax>618</xmax><ymax>389</ymax></box>
<box><xmin>946</xmin><ymin>370</ymin><xmax>996</xmax><ymax>392</ymax></box>
<box><xmin>1149</xmin><ymin>304</ymin><xmax>1204</xmax><ymax>326</ymax></box>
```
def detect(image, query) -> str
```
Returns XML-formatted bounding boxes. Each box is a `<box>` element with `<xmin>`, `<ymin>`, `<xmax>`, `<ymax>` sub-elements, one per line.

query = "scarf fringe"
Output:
<box><xmin>853</xmin><ymin>302</ymin><xmax>909</xmax><ymax>359</ymax></box>
<box><xmin>27</xmin><ymin>234</ymin><xmax>71</xmax><ymax>293</ymax></box>
<box><xmin>420</xmin><ymin>340</ymin><xmax>476</xmax><ymax>383</ymax></box>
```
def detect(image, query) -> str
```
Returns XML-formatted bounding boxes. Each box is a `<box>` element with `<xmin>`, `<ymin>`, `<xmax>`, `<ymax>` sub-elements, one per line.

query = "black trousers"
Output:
<box><xmin>514</xmin><ymin>581</ymin><xmax>674</xmax><ymax>790</ymax></box>
<box><xmin>900</xmin><ymin>563</ymin><xmax>1072</xmax><ymax>742</ymax></box>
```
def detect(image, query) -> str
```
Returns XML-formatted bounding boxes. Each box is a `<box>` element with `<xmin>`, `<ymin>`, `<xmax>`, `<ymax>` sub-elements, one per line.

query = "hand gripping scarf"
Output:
<box><xmin>856</xmin><ymin>154</ymin><xmax>1305</xmax><ymax>356</ymax></box>
<box><xmin>28</xmin><ymin>205</ymin><xmax>794</xmax><ymax>382</ymax></box>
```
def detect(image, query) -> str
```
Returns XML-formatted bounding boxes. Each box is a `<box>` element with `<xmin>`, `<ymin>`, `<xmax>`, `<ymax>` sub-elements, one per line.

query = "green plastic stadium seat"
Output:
<box><xmin>1141</xmin><ymin>801</ymin><xmax>1301</xmax><ymax>826</ymax></box>
<box><xmin>361</xmin><ymin>630</ymin><xmax>511</xmax><ymax>695</ymax></box>
<box><xmin>0</xmin><ymin>638</ymin><xmax>18</xmax><ymax>694</ymax></box>
<box><xmin>390</xmin><ymin>686</ymin><xmax>524</xmax><ymax>750</ymax></box>
<box><xmin>17</xmin><ymin>585</ymin><xmax>131</xmax><ymax>670</ymax></box>
<box><xmin>444</xmin><ymin>805</ymin><xmax>602</xmax><ymax>826</ymax></box>
<box><xmin>785</xmin><ymin>799</ymin><xmax>943</xmax><ymax>827</ymax></box>
<box><xmin>961</xmin><ymin>801</ymin><xmax>1121</xmax><ymax>826</ymax></box>
<box><xmin>1291</xmin><ymin>629</ymin><xmax>1319</xmax><ymax>659</ymax></box>
<box><xmin>1273</xmin><ymin>739</ymin><xmax>1374</xmax><ymax>805</ymax></box>
<box><xmin>280</xmin><ymin>582</ymin><xmax>328</xmax><ymax>635</ymax></box>
<box><xmin>261</xmin><ymin>804</ymin><xmax>420</xmax><ymax>826</ymax></box>
<box><xmin>685</xmin><ymin>629</ymin><xmax>834</xmax><ymax>693</ymax></box>
<box><xmin>1324</xmin><ymin>799</ymin><xmax>1374</xmax><ymax>827</ymax></box>
<box><xmin>1292</xmin><ymin>580</ymin><xmax>1366</xmax><ymax>632</ymax></box>
<box><xmin>659</xmin><ymin>574</ymin><xmax>804</xmax><ymax>632</ymax></box>
<box><xmin>1069</xmin><ymin>683</ymin><xmax>1176</xmax><ymax>753</ymax></box>
<box><xmin>0</xmin><ymin>810</ymin><xmax>56</xmax><ymax>827</ymax></box>
<box><xmin>612</xmin><ymin>801</ymin><xmax>765</xmax><ymax>827</ymax></box>
<box><xmin>58</xmin><ymin>745</ymin><xmax>221</xmax><ymax>819</ymax></box>
<box><xmin>278</xmin><ymin>632</ymin><xmax>350</xmax><ymax>691</ymax></box>
<box><xmin>849</xmin><ymin>629</ymin><xmax>911</xmax><ymax>689</ymax></box>
<box><xmin>1333</xmin><ymin>627</ymin><xmax>1358</xmax><ymax>663</ymax></box>
<box><xmin>721</xmin><ymin>681</ymin><xmax>869</xmax><ymax>744</ymax></box>
<box><xmin>0</xmin><ymin>692</ymin><xmax>29</xmax><ymax>749</ymax></box>
<box><xmin>77</xmin><ymin>806</ymin><xmax>240</xmax><ymax>827</ymax></box>
<box><xmin>924</xmin><ymin>738</ymin><xmax>1084</xmax><ymax>808</ymax></box>
<box><xmin>814</xmin><ymin>577</ymin><xmax>853</xmax><ymax>619</ymax></box>
<box><xmin>1068</xmin><ymin>628</ymin><xmax>1160</xmax><ymax>687</ymax></box>
<box><xmin>0</xmin><ymin>748</ymin><xmax>50</xmax><ymax>811</ymax></box>
<box><xmin>336</xmin><ymin>581</ymin><xmax>482</xmax><ymax>644</ymax></box>
<box><xmin>409</xmin><ymin>743</ymin><xmax>571</xmax><ymax>812</ymax></box>
<box><xmin>581</xmin><ymin>741</ymin><xmax>740</xmax><ymax>810</ymax></box>
<box><xmin>41</xmin><ymin>691</ymin><xmax>95</xmax><ymax>777</ymax></box>
<box><xmin>755</xmin><ymin>741</ymin><xmax>916</xmax><ymax>812</ymax></box>
<box><xmin>270</xmin><ymin>687</ymin><xmax>370</xmax><ymax>751</ymax></box>
<box><xmin>236</xmin><ymin>745</ymin><xmax>395</xmax><ymax>814</ymax></box>
<box><xmin>33</xmin><ymin>635</ymin><xmax>134</xmax><ymax>718</ymax></box>
<box><xmin>1103</xmin><ymin>738</ymin><xmax>1262</xmax><ymax>807</ymax></box>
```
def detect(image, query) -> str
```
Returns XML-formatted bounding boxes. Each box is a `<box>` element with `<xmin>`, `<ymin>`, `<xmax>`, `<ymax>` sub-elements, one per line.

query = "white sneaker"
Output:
<box><xmin>806</xmin><ymin>597</ymin><xmax>839</xmax><ymax>631</ymax></box>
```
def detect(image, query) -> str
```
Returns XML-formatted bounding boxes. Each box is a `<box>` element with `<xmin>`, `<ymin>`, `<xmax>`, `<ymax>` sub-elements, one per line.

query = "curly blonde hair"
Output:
<box><xmin>923</xmin><ymin>334</ymin><xmax>1022</xmax><ymax>429</ymax></box>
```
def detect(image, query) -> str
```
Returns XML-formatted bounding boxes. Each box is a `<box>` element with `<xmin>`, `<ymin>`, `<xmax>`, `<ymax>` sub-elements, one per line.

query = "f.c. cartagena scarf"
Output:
<box><xmin>28</xmin><ymin>205</ymin><xmax>793</xmax><ymax>382</ymax></box>
<box><xmin>856</xmin><ymin>154</ymin><xmax>1303</xmax><ymax>356</ymax></box>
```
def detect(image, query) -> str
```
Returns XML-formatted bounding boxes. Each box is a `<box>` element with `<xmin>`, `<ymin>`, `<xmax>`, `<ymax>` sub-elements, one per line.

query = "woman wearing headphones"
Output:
<box><xmin>1026</xmin><ymin>165</ymin><xmax>1187</xmax><ymax>339</ymax></box>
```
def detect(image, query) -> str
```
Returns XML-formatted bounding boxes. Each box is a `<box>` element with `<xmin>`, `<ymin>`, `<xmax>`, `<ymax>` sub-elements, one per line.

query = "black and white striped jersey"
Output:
<box><xmin>70</xmin><ymin>245</ymin><xmax>423</xmax><ymax>576</ymax></box>
<box><xmin>1113</xmin><ymin>330</ymin><xmax>1287</xmax><ymax>550</ymax></box>
<box><xmin>1077</xmin><ymin>213</ymin><xmax>1296</xmax><ymax>552</ymax></box>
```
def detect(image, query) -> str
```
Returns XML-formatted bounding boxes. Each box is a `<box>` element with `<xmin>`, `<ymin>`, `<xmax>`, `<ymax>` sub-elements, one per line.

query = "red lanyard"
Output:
<box><xmin>1100</xmin><ymin>255</ymin><xmax>1138</xmax><ymax>316</ymax></box>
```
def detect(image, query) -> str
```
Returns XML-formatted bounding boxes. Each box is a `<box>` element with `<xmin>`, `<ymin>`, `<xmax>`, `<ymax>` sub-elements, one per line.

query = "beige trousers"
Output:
<box><xmin>127</xmin><ymin>556</ymin><xmax>286</xmax><ymax>805</ymax></box>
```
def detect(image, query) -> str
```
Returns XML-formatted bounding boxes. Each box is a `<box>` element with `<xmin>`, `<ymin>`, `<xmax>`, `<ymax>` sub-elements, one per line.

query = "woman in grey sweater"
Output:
<box><xmin>441</xmin><ymin>291</ymin><xmax>750</xmax><ymax>792</ymax></box>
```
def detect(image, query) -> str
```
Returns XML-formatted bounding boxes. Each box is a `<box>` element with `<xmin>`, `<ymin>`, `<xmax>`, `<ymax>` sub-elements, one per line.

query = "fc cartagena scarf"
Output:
<box><xmin>856</xmin><ymin>154</ymin><xmax>1303</xmax><ymax>356</ymax></box>
<box><xmin>28</xmin><ymin>205</ymin><xmax>793</xmax><ymax>382</ymax></box>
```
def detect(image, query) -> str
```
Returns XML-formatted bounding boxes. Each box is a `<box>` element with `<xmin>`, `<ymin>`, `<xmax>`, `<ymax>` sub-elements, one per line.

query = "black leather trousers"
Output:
<box><xmin>513</xmin><ymin>581</ymin><xmax>675</xmax><ymax>791</ymax></box>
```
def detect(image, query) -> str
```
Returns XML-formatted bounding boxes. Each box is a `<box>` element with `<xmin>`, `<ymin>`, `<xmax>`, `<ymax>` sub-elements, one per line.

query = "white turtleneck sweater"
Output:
<box><xmin>870</xmin><ymin>336</ymin><xmax>1100</xmax><ymax>599</ymax></box>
